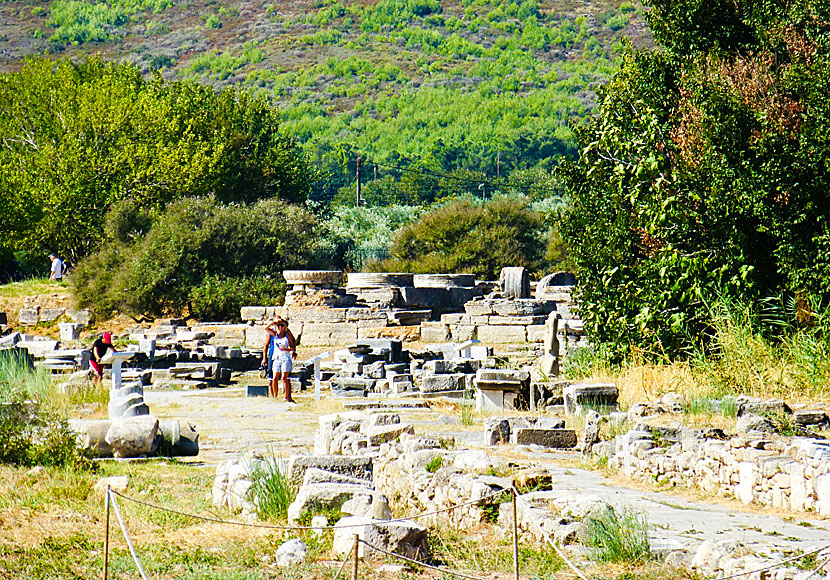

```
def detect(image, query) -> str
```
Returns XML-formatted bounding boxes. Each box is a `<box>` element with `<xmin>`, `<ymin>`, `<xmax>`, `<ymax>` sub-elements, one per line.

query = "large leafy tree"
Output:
<box><xmin>0</xmin><ymin>56</ymin><xmax>312</xmax><ymax>265</ymax></box>
<box><xmin>561</xmin><ymin>0</ymin><xmax>830</xmax><ymax>357</ymax></box>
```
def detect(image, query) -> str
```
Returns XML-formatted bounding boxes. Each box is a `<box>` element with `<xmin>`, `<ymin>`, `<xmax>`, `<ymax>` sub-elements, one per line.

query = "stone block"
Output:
<box><xmin>477</xmin><ymin>325</ymin><xmax>526</xmax><ymax>343</ymax></box>
<box><xmin>19</xmin><ymin>308</ymin><xmax>39</xmax><ymax>326</ymax></box>
<box><xmin>450</xmin><ymin>325</ymin><xmax>476</xmax><ymax>342</ymax></box>
<box><xmin>333</xmin><ymin>516</ymin><xmax>427</xmax><ymax>560</ymax></box>
<box><xmin>492</xmin><ymin>300</ymin><xmax>553</xmax><ymax>316</ymax></box>
<box><xmin>366</xmin><ymin>423</ymin><xmax>414</xmax><ymax>446</ymax></box>
<box><xmin>488</xmin><ymin>315</ymin><xmax>547</xmax><ymax>326</ymax></box>
<box><xmin>527</xmin><ymin>324</ymin><xmax>546</xmax><ymax>343</ymax></box>
<box><xmin>514</xmin><ymin>428</ymin><xmax>577</xmax><ymax>448</ymax></box>
<box><xmin>301</xmin><ymin>322</ymin><xmax>358</xmax><ymax>346</ymax></box>
<box><xmin>794</xmin><ymin>410</ymin><xmax>828</xmax><ymax>426</ymax></box>
<box><xmin>40</xmin><ymin>308</ymin><xmax>66</xmax><ymax>322</ymax></box>
<box><xmin>563</xmin><ymin>383</ymin><xmax>619</xmax><ymax>414</ymax></box>
<box><xmin>287</xmin><ymin>307</ymin><xmax>348</xmax><ymax>323</ymax></box>
<box><xmin>356</xmin><ymin>317</ymin><xmax>389</xmax><ymax>328</ymax></box>
<box><xmin>66</xmin><ymin>309</ymin><xmax>91</xmax><ymax>325</ymax></box>
<box><xmin>240</xmin><ymin>306</ymin><xmax>269</xmax><ymax>321</ymax></box>
<box><xmin>421</xmin><ymin>373</ymin><xmax>465</xmax><ymax>393</ymax></box>
<box><xmin>464</xmin><ymin>300</ymin><xmax>495</xmax><ymax>316</ymax></box>
<box><xmin>358</xmin><ymin>326</ymin><xmax>421</xmax><ymax>341</ymax></box>
<box><xmin>59</xmin><ymin>323</ymin><xmax>84</xmax><ymax>341</ymax></box>
<box><xmin>288</xmin><ymin>455</ymin><xmax>373</xmax><ymax>488</ymax></box>
<box><xmin>420</xmin><ymin>322</ymin><xmax>450</xmax><ymax>343</ymax></box>
<box><xmin>440</xmin><ymin>313</ymin><xmax>467</xmax><ymax>324</ymax></box>
<box><xmin>485</xmin><ymin>418</ymin><xmax>510</xmax><ymax>445</ymax></box>
<box><xmin>105</xmin><ymin>415</ymin><xmax>160</xmax><ymax>458</ymax></box>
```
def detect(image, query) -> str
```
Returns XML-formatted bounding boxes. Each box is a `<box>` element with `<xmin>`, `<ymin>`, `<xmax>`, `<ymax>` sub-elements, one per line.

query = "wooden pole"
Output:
<box><xmin>355</xmin><ymin>157</ymin><xmax>362</xmax><ymax>207</ymax></box>
<box><xmin>103</xmin><ymin>487</ymin><xmax>111</xmax><ymax>580</ymax></box>
<box><xmin>352</xmin><ymin>534</ymin><xmax>359</xmax><ymax>580</ymax></box>
<box><xmin>512</xmin><ymin>487</ymin><xmax>519</xmax><ymax>580</ymax></box>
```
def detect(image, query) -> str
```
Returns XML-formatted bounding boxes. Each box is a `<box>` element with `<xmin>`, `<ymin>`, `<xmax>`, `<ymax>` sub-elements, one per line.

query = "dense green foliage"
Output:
<box><xmin>379</xmin><ymin>196</ymin><xmax>546</xmax><ymax>278</ymax></box>
<box><xmin>71</xmin><ymin>197</ymin><xmax>321</xmax><ymax>320</ymax></box>
<box><xmin>561</xmin><ymin>0</ymin><xmax>830</xmax><ymax>358</ymax></box>
<box><xmin>0</xmin><ymin>56</ymin><xmax>313</xmax><ymax>266</ymax></box>
<box><xmin>0</xmin><ymin>351</ymin><xmax>92</xmax><ymax>468</ymax></box>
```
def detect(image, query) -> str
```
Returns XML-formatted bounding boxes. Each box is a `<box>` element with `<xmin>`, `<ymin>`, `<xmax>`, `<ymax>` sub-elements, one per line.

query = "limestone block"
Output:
<box><xmin>514</xmin><ymin>428</ymin><xmax>577</xmax><ymax>449</ymax></box>
<box><xmin>276</xmin><ymin>539</ymin><xmax>308</xmax><ymax>567</ymax></box>
<box><xmin>301</xmin><ymin>322</ymin><xmax>358</xmax><ymax>346</ymax></box>
<box><xmin>19</xmin><ymin>308</ymin><xmax>39</xmax><ymax>325</ymax></box>
<box><xmin>59</xmin><ymin>323</ymin><xmax>84</xmax><ymax>341</ymax></box>
<box><xmin>563</xmin><ymin>383</ymin><xmax>619</xmax><ymax>414</ymax></box>
<box><xmin>737</xmin><ymin>462</ymin><xmax>757</xmax><ymax>505</ymax></box>
<box><xmin>817</xmin><ymin>473</ymin><xmax>830</xmax><ymax>515</ymax></box>
<box><xmin>39</xmin><ymin>308</ymin><xmax>66</xmax><ymax>322</ymax></box>
<box><xmin>359</xmin><ymin>326</ymin><xmax>421</xmax><ymax>341</ymax></box>
<box><xmin>527</xmin><ymin>324</ymin><xmax>546</xmax><ymax>343</ymax></box>
<box><xmin>492</xmin><ymin>300</ymin><xmax>553</xmax><ymax>316</ymax></box>
<box><xmin>105</xmin><ymin>416</ymin><xmax>160</xmax><ymax>458</ymax></box>
<box><xmin>477</xmin><ymin>325</ymin><xmax>526</xmax><ymax>343</ymax></box>
<box><xmin>287</xmin><ymin>307</ymin><xmax>348</xmax><ymax>323</ymax></box>
<box><xmin>420</xmin><ymin>322</ymin><xmax>450</xmax><ymax>343</ymax></box>
<box><xmin>452</xmin><ymin>449</ymin><xmax>494</xmax><ymax>471</ymax></box>
<box><xmin>333</xmin><ymin>516</ymin><xmax>427</xmax><ymax>560</ymax></box>
<box><xmin>66</xmin><ymin>309</ymin><xmax>92</xmax><ymax>325</ymax></box>
<box><xmin>440</xmin><ymin>313</ymin><xmax>467</xmax><ymax>324</ymax></box>
<box><xmin>450</xmin><ymin>325</ymin><xmax>476</xmax><ymax>342</ymax></box>
<box><xmin>342</xmin><ymin>493</ymin><xmax>391</xmax><ymax>519</ymax></box>
<box><xmin>288</xmin><ymin>455</ymin><xmax>373</xmax><ymax>488</ymax></box>
<box><xmin>69</xmin><ymin>419</ymin><xmax>113</xmax><ymax>457</ymax></box>
<box><xmin>488</xmin><ymin>315</ymin><xmax>547</xmax><ymax>326</ymax></box>
<box><xmin>287</xmin><ymin>482</ymin><xmax>377</xmax><ymax>523</ymax></box>
<box><xmin>356</xmin><ymin>317</ymin><xmax>389</xmax><ymax>328</ymax></box>
<box><xmin>366</xmin><ymin>423</ymin><xmax>414</xmax><ymax>446</ymax></box>
<box><xmin>464</xmin><ymin>300</ymin><xmax>495</xmax><ymax>316</ymax></box>
<box><xmin>240</xmin><ymin>306</ymin><xmax>269</xmax><ymax>321</ymax></box>
<box><xmin>421</xmin><ymin>373</ymin><xmax>465</xmax><ymax>393</ymax></box>
<box><xmin>485</xmin><ymin>418</ymin><xmax>510</xmax><ymax>445</ymax></box>
<box><xmin>794</xmin><ymin>410</ymin><xmax>828</xmax><ymax>426</ymax></box>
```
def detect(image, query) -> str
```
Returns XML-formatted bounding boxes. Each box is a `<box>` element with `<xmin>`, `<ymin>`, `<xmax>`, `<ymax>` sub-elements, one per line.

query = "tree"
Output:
<box><xmin>0</xmin><ymin>56</ymin><xmax>313</xmax><ymax>267</ymax></box>
<box><xmin>560</xmin><ymin>0</ymin><xmax>830</xmax><ymax>358</ymax></box>
<box><xmin>71</xmin><ymin>197</ymin><xmax>324</xmax><ymax>321</ymax></box>
<box><xmin>378</xmin><ymin>197</ymin><xmax>546</xmax><ymax>278</ymax></box>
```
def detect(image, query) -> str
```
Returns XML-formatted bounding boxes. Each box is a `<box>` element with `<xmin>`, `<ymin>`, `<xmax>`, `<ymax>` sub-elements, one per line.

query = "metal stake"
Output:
<box><xmin>104</xmin><ymin>487</ymin><xmax>111</xmax><ymax>580</ymax></box>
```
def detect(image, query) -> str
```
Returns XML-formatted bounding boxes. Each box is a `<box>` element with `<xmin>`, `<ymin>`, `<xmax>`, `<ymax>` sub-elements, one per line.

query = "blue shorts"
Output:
<box><xmin>272</xmin><ymin>357</ymin><xmax>293</xmax><ymax>374</ymax></box>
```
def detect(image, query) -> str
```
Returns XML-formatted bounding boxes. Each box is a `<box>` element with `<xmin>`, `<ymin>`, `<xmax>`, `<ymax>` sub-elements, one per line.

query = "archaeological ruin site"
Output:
<box><xmin>3</xmin><ymin>267</ymin><xmax>830</xmax><ymax>580</ymax></box>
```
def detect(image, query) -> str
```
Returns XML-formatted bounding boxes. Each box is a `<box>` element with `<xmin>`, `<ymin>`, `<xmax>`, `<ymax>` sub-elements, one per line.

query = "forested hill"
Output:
<box><xmin>0</xmin><ymin>0</ymin><xmax>650</xmax><ymax>202</ymax></box>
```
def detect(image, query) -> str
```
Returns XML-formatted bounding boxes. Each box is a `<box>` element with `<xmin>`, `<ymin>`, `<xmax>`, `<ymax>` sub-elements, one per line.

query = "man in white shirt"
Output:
<box><xmin>49</xmin><ymin>254</ymin><xmax>64</xmax><ymax>281</ymax></box>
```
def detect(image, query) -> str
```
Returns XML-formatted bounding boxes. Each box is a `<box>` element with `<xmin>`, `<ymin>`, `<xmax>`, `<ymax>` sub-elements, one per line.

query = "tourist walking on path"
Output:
<box><xmin>269</xmin><ymin>318</ymin><xmax>297</xmax><ymax>402</ymax></box>
<box><xmin>49</xmin><ymin>254</ymin><xmax>65</xmax><ymax>281</ymax></box>
<box><xmin>90</xmin><ymin>332</ymin><xmax>117</xmax><ymax>383</ymax></box>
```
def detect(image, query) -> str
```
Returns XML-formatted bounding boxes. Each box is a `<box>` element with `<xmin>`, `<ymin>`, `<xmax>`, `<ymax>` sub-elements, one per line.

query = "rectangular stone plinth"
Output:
<box><xmin>421</xmin><ymin>373</ymin><xmax>466</xmax><ymax>393</ymax></box>
<box><xmin>301</xmin><ymin>322</ymin><xmax>358</xmax><ymax>346</ymax></box>
<box><xmin>477</xmin><ymin>325</ymin><xmax>526</xmax><ymax>343</ymax></box>
<box><xmin>514</xmin><ymin>428</ymin><xmax>577</xmax><ymax>448</ymax></box>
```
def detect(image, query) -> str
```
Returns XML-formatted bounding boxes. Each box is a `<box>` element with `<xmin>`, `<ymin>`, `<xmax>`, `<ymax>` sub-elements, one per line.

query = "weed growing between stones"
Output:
<box><xmin>248</xmin><ymin>450</ymin><xmax>296</xmax><ymax>521</ymax></box>
<box><xmin>425</xmin><ymin>455</ymin><xmax>443</xmax><ymax>473</ymax></box>
<box><xmin>586</xmin><ymin>506</ymin><xmax>651</xmax><ymax>563</ymax></box>
<box><xmin>460</xmin><ymin>389</ymin><xmax>476</xmax><ymax>427</ymax></box>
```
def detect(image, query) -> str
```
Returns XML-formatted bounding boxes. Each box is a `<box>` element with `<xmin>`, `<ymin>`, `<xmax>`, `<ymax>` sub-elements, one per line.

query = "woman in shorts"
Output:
<box><xmin>269</xmin><ymin>318</ymin><xmax>297</xmax><ymax>402</ymax></box>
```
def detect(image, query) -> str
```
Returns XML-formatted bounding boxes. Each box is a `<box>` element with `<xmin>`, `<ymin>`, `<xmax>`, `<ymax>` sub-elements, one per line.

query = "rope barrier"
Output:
<box><xmin>801</xmin><ymin>553</ymin><xmax>830</xmax><ymax>580</ymax></box>
<box><xmin>510</xmin><ymin>486</ymin><xmax>592</xmax><ymax>580</ymax></box>
<box><xmin>330</xmin><ymin>541</ymin><xmax>354</xmax><ymax>580</ymax></box>
<box><xmin>108</xmin><ymin>487</ymin><xmax>505</xmax><ymax>531</ymax></box>
<box><xmin>356</xmin><ymin>538</ymin><xmax>487</xmax><ymax>580</ymax></box>
<box><xmin>109</xmin><ymin>492</ymin><xmax>150</xmax><ymax>580</ymax></box>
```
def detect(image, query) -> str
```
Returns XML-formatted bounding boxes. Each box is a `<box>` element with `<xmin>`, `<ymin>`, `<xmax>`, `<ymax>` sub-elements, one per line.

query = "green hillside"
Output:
<box><xmin>0</xmin><ymin>0</ymin><xmax>650</xmax><ymax>202</ymax></box>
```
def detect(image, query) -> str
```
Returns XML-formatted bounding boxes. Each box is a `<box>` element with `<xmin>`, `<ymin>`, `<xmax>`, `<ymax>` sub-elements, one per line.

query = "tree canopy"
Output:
<box><xmin>560</xmin><ymin>0</ymin><xmax>830</xmax><ymax>358</ymax></box>
<box><xmin>0</xmin><ymin>56</ymin><xmax>313</xmax><ymax>266</ymax></box>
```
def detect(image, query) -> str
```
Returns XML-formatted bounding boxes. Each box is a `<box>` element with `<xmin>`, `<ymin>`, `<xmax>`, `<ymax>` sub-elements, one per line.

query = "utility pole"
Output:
<box><xmin>356</xmin><ymin>156</ymin><xmax>362</xmax><ymax>207</ymax></box>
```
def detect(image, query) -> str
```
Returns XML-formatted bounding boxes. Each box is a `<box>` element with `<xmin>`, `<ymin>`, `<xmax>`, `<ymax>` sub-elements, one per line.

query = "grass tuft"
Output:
<box><xmin>586</xmin><ymin>505</ymin><xmax>651</xmax><ymax>563</ymax></box>
<box><xmin>248</xmin><ymin>451</ymin><xmax>296</xmax><ymax>521</ymax></box>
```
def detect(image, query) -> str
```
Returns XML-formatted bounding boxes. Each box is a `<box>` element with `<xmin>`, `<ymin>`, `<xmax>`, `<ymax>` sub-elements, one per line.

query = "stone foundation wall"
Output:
<box><xmin>609</xmin><ymin>430</ymin><xmax>830</xmax><ymax>514</ymax></box>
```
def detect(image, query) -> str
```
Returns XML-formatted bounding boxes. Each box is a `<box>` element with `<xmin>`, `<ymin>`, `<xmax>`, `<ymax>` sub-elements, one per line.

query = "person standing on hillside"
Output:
<box><xmin>269</xmin><ymin>318</ymin><xmax>297</xmax><ymax>402</ymax></box>
<box><xmin>49</xmin><ymin>254</ymin><xmax>65</xmax><ymax>282</ymax></box>
<box><xmin>89</xmin><ymin>332</ymin><xmax>117</xmax><ymax>383</ymax></box>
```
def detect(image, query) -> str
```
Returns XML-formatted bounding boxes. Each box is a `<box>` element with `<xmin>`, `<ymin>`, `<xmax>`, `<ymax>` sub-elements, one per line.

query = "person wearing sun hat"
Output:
<box><xmin>89</xmin><ymin>331</ymin><xmax>117</xmax><ymax>383</ymax></box>
<box><xmin>268</xmin><ymin>317</ymin><xmax>297</xmax><ymax>402</ymax></box>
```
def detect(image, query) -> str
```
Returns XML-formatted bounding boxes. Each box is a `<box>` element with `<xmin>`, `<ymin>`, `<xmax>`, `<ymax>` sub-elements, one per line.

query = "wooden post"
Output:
<box><xmin>512</xmin><ymin>487</ymin><xmax>519</xmax><ymax>580</ymax></box>
<box><xmin>352</xmin><ymin>534</ymin><xmax>359</xmax><ymax>580</ymax></box>
<box><xmin>103</xmin><ymin>487</ymin><xmax>111</xmax><ymax>580</ymax></box>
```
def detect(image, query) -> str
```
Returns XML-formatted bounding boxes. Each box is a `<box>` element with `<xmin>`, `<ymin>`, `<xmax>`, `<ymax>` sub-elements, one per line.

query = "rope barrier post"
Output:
<box><xmin>103</xmin><ymin>487</ymin><xmax>111</xmax><ymax>580</ymax></box>
<box><xmin>352</xmin><ymin>534</ymin><xmax>359</xmax><ymax>580</ymax></box>
<box><xmin>512</xmin><ymin>487</ymin><xmax>519</xmax><ymax>580</ymax></box>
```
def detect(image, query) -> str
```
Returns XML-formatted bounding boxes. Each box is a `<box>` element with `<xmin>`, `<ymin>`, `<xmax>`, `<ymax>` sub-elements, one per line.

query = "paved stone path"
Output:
<box><xmin>145</xmin><ymin>384</ymin><xmax>830</xmax><ymax>557</ymax></box>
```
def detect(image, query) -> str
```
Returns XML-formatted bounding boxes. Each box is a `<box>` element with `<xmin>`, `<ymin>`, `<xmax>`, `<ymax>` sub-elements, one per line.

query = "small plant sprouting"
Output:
<box><xmin>425</xmin><ymin>455</ymin><xmax>443</xmax><ymax>473</ymax></box>
<box><xmin>460</xmin><ymin>389</ymin><xmax>475</xmax><ymax>426</ymax></box>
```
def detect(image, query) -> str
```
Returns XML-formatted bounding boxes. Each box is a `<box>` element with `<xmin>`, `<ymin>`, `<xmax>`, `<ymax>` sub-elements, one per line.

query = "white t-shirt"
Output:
<box><xmin>51</xmin><ymin>258</ymin><xmax>64</xmax><ymax>279</ymax></box>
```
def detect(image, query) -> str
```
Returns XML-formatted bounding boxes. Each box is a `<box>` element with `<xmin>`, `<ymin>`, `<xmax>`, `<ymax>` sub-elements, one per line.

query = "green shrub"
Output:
<box><xmin>0</xmin><ymin>350</ymin><xmax>92</xmax><ymax>469</ymax></box>
<box><xmin>379</xmin><ymin>197</ymin><xmax>546</xmax><ymax>278</ymax></box>
<box><xmin>248</xmin><ymin>453</ymin><xmax>296</xmax><ymax>521</ymax></box>
<box><xmin>73</xmin><ymin>197</ymin><xmax>321</xmax><ymax>320</ymax></box>
<box><xmin>586</xmin><ymin>506</ymin><xmax>651</xmax><ymax>563</ymax></box>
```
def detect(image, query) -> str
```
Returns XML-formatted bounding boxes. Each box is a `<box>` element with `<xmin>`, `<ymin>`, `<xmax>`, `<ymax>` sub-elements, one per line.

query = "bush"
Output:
<box><xmin>378</xmin><ymin>197</ymin><xmax>546</xmax><ymax>278</ymax></box>
<box><xmin>72</xmin><ymin>196</ymin><xmax>322</xmax><ymax>320</ymax></box>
